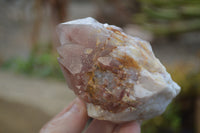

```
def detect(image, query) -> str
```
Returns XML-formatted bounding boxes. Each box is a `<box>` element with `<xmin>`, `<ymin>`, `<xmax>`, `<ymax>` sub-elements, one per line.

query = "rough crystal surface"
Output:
<box><xmin>57</xmin><ymin>17</ymin><xmax>181</xmax><ymax>123</ymax></box>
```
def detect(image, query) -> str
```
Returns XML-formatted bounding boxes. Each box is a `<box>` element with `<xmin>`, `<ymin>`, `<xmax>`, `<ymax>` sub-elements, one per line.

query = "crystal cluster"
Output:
<box><xmin>57</xmin><ymin>17</ymin><xmax>180</xmax><ymax>123</ymax></box>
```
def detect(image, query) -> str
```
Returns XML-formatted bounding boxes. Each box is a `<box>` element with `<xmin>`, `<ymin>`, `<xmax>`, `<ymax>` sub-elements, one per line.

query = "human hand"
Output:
<box><xmin>40</xmin><ymin>98</ymin><xmax>141</xmax><ymax>133</ymax></box>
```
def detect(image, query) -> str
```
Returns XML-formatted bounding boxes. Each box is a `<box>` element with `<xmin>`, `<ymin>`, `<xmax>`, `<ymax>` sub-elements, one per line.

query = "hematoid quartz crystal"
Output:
<box><xmin>56</xmin><ymin>17</ymin><xmax>181</xmax><ymax>123</ymax></box>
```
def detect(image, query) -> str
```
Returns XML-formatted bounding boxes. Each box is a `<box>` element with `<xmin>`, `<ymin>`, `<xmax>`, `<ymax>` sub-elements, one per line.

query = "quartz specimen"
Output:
<box><xmin>57</xmin><ymin>17</ymin><xmax>181</xmax><ymax>123</ymax></box>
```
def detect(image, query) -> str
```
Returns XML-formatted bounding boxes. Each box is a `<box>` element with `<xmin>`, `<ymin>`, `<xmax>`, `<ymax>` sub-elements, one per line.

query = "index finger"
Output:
<box><xmin>40</xmin><ymin>98</ymin><xmax>88</xmax><ymax>133</ymax></box>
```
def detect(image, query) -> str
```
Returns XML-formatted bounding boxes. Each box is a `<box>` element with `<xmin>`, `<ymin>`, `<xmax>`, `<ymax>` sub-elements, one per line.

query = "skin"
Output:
<box><xmin>40</xmin><ymin>98</ymin><xmax>141</xmax><ymax>133</ymax></box>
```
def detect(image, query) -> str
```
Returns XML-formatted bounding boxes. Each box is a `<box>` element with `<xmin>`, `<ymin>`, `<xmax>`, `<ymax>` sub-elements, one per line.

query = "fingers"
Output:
<box><xmin>85</xmin><ymin>119</ymin><xmax>116</xmax><ymax>133</ymax></box>
<box><xmin>85</xmin><ymin>120</ymin><xmax>140</xmax><ymax>133</ymax></box>
<box><xmin>39</xmin><ymin>97</ymin><xmax>140</xmax><ymax>133</ymax></box>
<box><xmin>113</xmin><ymin>121</ymin><xmax>141</xmax><ymax>133</ymax></box>
<box><xmin>40</xmin><ymin>98</ymin><xmax>88</xmax><ymax>133</ymax></box>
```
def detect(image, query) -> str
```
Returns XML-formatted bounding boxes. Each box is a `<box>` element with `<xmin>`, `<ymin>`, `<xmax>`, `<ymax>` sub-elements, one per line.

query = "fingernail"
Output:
<box><xmin>69</xmin><ymin>98</ymin><xmax>80</xmax><ymax>113</ymax></box>
<box><xmin>54</xmin><ymin>98</ymin><xmax>80</xmax><ymax>119</ymax></box>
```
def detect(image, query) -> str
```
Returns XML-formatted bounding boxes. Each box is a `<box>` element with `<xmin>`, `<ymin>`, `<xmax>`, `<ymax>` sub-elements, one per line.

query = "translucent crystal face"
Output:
<box><xmin>57</xmin><ymin>17</ymin><xmax>180</xmax><ymax>122</ymax></box>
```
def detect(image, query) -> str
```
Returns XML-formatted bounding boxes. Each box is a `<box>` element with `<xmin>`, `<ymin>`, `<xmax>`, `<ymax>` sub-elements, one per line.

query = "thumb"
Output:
<box><xmin>40</xmin><ymin>98</ymin><xmax>88</xmax><ymax>133</ymax></box>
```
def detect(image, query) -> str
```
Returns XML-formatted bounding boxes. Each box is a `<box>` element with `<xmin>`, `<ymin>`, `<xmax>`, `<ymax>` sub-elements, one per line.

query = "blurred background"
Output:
<box><xmin>0</xmin><ymin>0</ymin><xmax>200</xmax><ymax>133</ymax></box>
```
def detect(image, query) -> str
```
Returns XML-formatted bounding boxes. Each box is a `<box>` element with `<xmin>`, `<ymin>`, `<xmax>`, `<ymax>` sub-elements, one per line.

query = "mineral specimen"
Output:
<box><xmin>57</xmin><ymin>17</ymin><xmax>180</xmax><ymax>123</ymax></box>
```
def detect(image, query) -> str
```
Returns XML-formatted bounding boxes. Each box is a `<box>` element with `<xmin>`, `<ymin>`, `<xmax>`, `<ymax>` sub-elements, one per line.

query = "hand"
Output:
<box><xmin>40</xmin><ymin>98</ymin><xmax>141</xmax><ymax>133</ymax></box>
